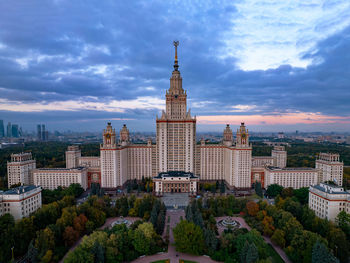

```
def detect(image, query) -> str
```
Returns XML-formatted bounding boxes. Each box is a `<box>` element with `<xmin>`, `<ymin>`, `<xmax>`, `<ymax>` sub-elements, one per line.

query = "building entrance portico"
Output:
<box><xmin>153</xmin><ymin>171</ymin><xmax>199</xmax><ymax>196</ymax></box>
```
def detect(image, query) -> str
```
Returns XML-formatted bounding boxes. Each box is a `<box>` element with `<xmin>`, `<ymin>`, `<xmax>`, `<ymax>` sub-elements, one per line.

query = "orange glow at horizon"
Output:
<box><xmin>197</xmin><ymin>112</ymin><xmax>350</xmax><ymax>125</ymax></box>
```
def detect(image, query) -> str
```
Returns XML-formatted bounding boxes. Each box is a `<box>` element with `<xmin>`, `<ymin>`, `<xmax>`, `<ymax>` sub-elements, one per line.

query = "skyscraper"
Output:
<box><xmin>156</xmin><ymin>41</ymin><xmax>196</xmax><ymax>173</ymax></box>
<box><xmin>7</xmin><ymin>122</ymin><xmax>12</xmax><ymax>137</ymax></box>
<box><xmin>11</xmin><ymin>124</ymin><xmax>19</xmax><ymax>138</ymax></box>
<box><xmin>0</xmin><ymin>120</ymin><xmax>4</xmax><ymax>137</ymax></box>
<box><xmin>37</xmin><ymin>124</ymin><xmax>42</xmax><ymax>141</ymax></box>
<box><xmin>41</xmin><ymin>124</ymin><xmax>46</xmax><ymax>141</ymax></box>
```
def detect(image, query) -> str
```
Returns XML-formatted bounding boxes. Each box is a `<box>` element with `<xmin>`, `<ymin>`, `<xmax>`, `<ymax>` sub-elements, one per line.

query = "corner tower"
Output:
<box><xmin>100</xmin><ymin>122</ymin><xmax>118</xmax><ymax>188</ymax></box>
<box><xmin>156</xmin><ymin>41</ymin><xmax>196</xmax><ymax>173</ymax></box>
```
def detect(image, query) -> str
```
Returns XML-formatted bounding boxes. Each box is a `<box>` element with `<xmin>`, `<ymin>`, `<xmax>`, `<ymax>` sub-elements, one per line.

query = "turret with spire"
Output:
<box><xmin>166</xmin><ymin>41</ymin><xmax>188</xmax><ymax>119</ymax></box>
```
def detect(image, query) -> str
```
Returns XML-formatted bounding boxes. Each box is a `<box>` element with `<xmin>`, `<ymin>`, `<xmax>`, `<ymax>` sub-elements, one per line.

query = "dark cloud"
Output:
<box><xmin>0</xmin><ymin>1</ymin><xmax>349</xmax><ymax>131</ymax></box>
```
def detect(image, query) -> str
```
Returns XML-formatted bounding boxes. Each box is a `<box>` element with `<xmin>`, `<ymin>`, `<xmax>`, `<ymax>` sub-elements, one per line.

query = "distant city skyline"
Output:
<box><xmin>0</xmin><ymin>1</ymin><xmax>350</xmax><ymax>132</ymax></box>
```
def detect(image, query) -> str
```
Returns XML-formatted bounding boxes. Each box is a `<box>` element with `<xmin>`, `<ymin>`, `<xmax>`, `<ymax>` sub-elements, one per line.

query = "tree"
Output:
<box><xmin>63</xmin><ymin>226</ymin><xmax>80</xmax><ymax>246</ymax></box>
<box><xmin>312</xmin><ymin>240</ymin><xmax>339</xmax><ymax>263</ymax></box>
<box><xmin>74</xmin><ymin>214</ymin><xmax>88</xmax><ymax>234</ymax></box>
<box><xmin>336</xmin><ymin>211</ymin><xmax>350</xmax><ymax>240</ymax></box>
<box><xmin>216</xmin><ymin>180</ymin><xmax>220</xmax><ymax>190</ymax></box>
<box><xmin>246</xmin><ymin>201</ymin><xmax>259</xmax><ymax>217</ymax></box>
<box><xmin>293</xmin><ymin>187</ymin><xmax>309</xmax><ymax>204</ymax></box>
<box><xmin>92</xmin><ymin>241</ymin><xmax>104</xmax><ymax>263</ymax></box>
<box><xmin>266</xmin><ymin>184</ymin><xmax>283</xmax><ymax>198</ymax></box>
<box><xmin>255</xmin><ymin>182</ymin><xmax>263</xmax><ymax>198</ymax></box>
<box><xmin>173</xmin><ymin>220</ymin><xmax>205</xmax><ymax>255</ymax></box>
<box><xmin>240</xmin><ymin>241</ymin><xmax>259</xmax><ymax>263</ymax></box>
<box><xmin>0</xmin><ymin>214</ymin><xmax>15</xmax><ymax>262</ymax></box>
<box><xmin>56</xmin><ymin>206</ymin><xmax>77</xmax><ymax>228</ymax></box>
<box><xmin>271</xmin><ymin>229</ymin><xmax>285</xmax><ymax>248</ymax></box>
<box><xmin>13</xmin><ymin>217</ymin><xmax>35</xmax><ymax>256</ymax></box>
<box><xmin>132</xmin><ymin>228</ymin><xmax>150</xmax><ymax>255</ymax></box>
<box><xmin>211</xmin><ymin>184</ymin><xmax>216</xmax><ymax>194</ymax></box>
<box><xmin>204</xmin><ymin>227</ymin><xmax>218</xmax><ymax>252</ymax></box>
<box><xmin>281</xmin><ymin>187</ymin><xmax>294</xmax><ymax>198</ymax></box>
<box><xmin>35</xmin><ymin>227</ymin><xmax>55</xmax><ymax>259</ymax></box>
<box><xmin>220</xmin><ymin>180</ymin><xmax>226</xmax><ymax>194</ymax></box>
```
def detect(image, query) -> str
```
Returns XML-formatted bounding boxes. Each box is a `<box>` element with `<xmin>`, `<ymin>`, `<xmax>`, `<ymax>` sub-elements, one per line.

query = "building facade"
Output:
<box><xmin>309</xmin><ymin>183</ymin><xmax>350</xmax><ymax>221</ymax></box>
<box><xmin>33</xmin><ymin>167</ymin><xmax>88</xmax><ymax>190</ymax></box>
<box><xmin>66</xmin><ymin>145</ymin><xmax>81</xmax><ymax>169</ymax></box>
<box><xmin>7</xmin><ymin>152</ymin><xmax>36</xmax><ymax>188</ymax></box>
<box><xmin>264</xmin><ymin>166</ymin><xmax>319</xmax><ymax>189</ymax></box>
<box><xmin>8</xmin><ymin>43</ymin><xmax>345</xmax><ymax>195</ymax></box>
<box><xmin>0</xmin><ymin>185</ymin><xmax>42</xmax><ymax>220</ymax></box>
<box><xmin>316</xmin><ymin>153</ymin><xmax>343</xmax><ymax>186</ymax></box>
<box><xmin>153</xmin><ymin>171</ymin><xmax>199</xmax><ymax>196</ymax></box>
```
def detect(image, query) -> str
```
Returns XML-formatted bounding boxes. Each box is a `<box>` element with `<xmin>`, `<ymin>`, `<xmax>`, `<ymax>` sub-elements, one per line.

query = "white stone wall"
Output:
<box><xmin>157</xmin><ymin>122</ymin><xmax>168</xmax><ymax>172</ymax></box>
<box><xmin>33</xmin><ymin>168</ymin><xmax>88</xmax><ymax>190</ymax></box>
<box><xmin>309</xmin><ymin>184</ymin><xmax>350</xmax><ymax>221</ymax></box>
<box><xmin>128</xmin><ymin>146</ymin><xmax>153</xmax><ymax>180</ymax></box>
<box><xmin>1</xmin><ymin>187</ymin><xmax>42</xmax><ymax>220</ymax></box>
<box><xmin>272</xmin><ymin>149</ymin><xmax>287</xmax><ymax>168</ymax></box>
<box><xmin>66</xmin><ymin>147</ymin><xmax>81</xmax><ymax>169</ymax></box>
<box><xmin>200</xmin><ymin>145</ymin><xmax>224</xmax><ymax>180</ymax></box>
<box><xmin>235</xmin><ymin>149</ymin><xmax>252</xmax><ymax>188</ymax></box>
<box><xmin>101</xmin><ymin>149</ymin><xmax>117</xmax><ymax>188</ymax></box>
<box><xmin>7</xmin><ymin>158</ymin><xmax>36</xmax><ymax>187</ymax></box>
<box><xmin>265</xmin><ymin>168</ymin><xmax>318</xmax><ymax>189</ymax></box>
<box><xmin>316</xmin><ymin>160</ymin><xmax>343</xmax><ymax>186</ymax></box>
<box><xmin>79</xmin><ymin>156</ymin><xmax>100</xmax><ymax>167</ymax></box>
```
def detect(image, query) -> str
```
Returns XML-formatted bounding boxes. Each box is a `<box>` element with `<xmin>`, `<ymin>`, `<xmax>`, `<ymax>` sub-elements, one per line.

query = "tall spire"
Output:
<box><xmin>173</xmin><ymin>40</ymin><xmax>179</xmax><ymax>71</ymax></box>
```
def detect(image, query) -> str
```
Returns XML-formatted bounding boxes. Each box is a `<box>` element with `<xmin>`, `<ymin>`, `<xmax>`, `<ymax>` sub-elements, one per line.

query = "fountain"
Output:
<box><xmin>111</xmin><ymin>217</ymin><xmax>132</xmax><ymax>228</ymax></box>
<box><xmin>218</xmin><ymin>217</ymin><xmax>240</xmax><ymax>229</ymax></box>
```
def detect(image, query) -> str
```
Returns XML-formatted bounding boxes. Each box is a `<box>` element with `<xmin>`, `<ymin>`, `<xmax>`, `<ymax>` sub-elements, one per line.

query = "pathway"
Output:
<box><xmin>132</xmin><ymin>209</ymin><xmax>220</xmax><ymax>263</ymax></box>
<box><xmin>59</xmin><ymin>216</ymin><xmax>140</xmax><ymax>263</ymax></box>
<box><xmin>215</xmin><ymin>216</ymin><xmax>291</xmax><ymax>263</ymax></box>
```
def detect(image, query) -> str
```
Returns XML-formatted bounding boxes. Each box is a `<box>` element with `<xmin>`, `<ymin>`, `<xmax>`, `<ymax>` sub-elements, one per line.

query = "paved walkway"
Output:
<box><xmin>60</xmin><ymin>217</ymin><xmax>140</xmax><ymax>263</ymax></box>
<box><xmin>215</xmin><ymin>216</ymin><xmax>291</xmax><ymax>263</ymax></box>
<box><xmin>216</xmin><ymin>216</ymin><xmax>251</xmax><ymax>235</ymax></box>
<box><xmin>60</xmin><ymin>213</ymin><xmax>290</xmax><ymax>263</ymax></box>
<box><xmin>132</xmin><ymin>209</ymin><xmax>220</xmax><ymax>263</ymax></box>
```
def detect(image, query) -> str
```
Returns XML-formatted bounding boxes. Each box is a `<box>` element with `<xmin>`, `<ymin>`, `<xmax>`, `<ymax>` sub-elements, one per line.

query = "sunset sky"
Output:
<box><xmin>0</xmin><ymin>0</ymin><xmax>350</xmax><ymax>132</ymax></box>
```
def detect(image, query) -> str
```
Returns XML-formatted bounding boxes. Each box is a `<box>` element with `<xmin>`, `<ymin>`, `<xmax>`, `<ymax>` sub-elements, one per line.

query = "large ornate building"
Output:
<box><xmin>97</xmin><ymin>42</ymin><xmax>253</xmax><ymax>193</ymax></box>
<box><xmin>8</xmin><ymin>42</ymin><xmax>343</xmax><ymax>196</ymax></box>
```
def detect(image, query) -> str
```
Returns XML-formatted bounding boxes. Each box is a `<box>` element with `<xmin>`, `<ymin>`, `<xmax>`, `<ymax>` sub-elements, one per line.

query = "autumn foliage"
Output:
<box><xmin>246</xmin><ymin>201</ymin><xmax>259</xmax><ymax>217</ymax></box>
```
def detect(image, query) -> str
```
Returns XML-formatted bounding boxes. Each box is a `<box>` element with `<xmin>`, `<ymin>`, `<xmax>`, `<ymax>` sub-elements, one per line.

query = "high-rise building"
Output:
<box><xmin>66</xmin><ymin>145</ymin><xmax>81</xmax><ymax>168</ymax></box>
<box><xmin>0</xmin><ymin>185</ymin><xmax>42</xmax><ymax>220</ymax></box>
<box><xmin>271</xmin><ymin>146</ymin><xmax>287</xmax><ymax>168</ymax></box>
<box><xmin>11</xmin><ymin>124</ymin><xmax>19</xmax><ymax>138</ymax></box>
<box><xmin>156</xmin><ymin>41</ymin><xmax>196</xmax><ymax>173</ymax></box>
<box><xmin>99</xmin><ymin>42</ymin><xmax>252</xmax><ymax>192</ymax></box>
<box><xmin>0</xmin><ymin>120</ymin><xmax>4</xmax><ymax>137</ymax></box>
<box><xmin>100</xmin><ymin>123</ymin><xmax>119</xmax><ymax>188</ymax></box>
<box><xmin>42</xmin><ymin>124</ymin><xmax>46</xmax><ymax>141</ymax></box>
<box><xmin>37</xmin><ymin>124</ymin><xmax>42</xmax><ymax>141</ymax></box>
<box><xmin>7</xmin><ymin>122</ymin><xmax>12</xmax><ymax>137</ymax></box>
<box><xmin>7</xmin><ymin>152</ymin><xmax>36</xmax><ymax>187</ymax></box>
<box><xmin>316</xmin><ymin>153</ymin><xmax>343</xmax><ymax>185</ymax></box>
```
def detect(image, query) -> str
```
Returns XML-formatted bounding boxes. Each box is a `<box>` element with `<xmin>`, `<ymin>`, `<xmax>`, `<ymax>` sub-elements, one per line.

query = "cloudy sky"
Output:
<box><xmin>0</xmin><ymin>0</ymin><xmax>350</xmax><ymax>132</ymax></box>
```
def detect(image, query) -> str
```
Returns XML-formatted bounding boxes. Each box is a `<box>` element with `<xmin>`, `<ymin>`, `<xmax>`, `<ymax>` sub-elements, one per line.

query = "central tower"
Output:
<box><xmin>156</xmin><ymin>41</ymin><xmax>196</xmax><ymax>173</ymax></box>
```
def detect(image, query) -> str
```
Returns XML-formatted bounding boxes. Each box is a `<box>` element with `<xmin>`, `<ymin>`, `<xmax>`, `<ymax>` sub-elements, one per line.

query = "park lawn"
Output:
<box><xmin>151</xmin><ymin>260</ymin><xmax>170</xmax><ymax>263</ymax></box>
<box><xmin>266</xmin><ymin>244</ymin><xmax>285</xmax><ymax>263</ymax></box>
<box><xmin>179</xmin><ymin>260</ymin><xmax>198</xmax><ymax>263</ymax></box>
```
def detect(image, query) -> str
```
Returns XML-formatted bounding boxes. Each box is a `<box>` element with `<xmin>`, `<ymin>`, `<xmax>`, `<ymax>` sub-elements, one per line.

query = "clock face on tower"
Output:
<box><xmin>242</xmin><ymin>133</ymin><xmax>246</xmax><ymax>139</ymax></box>
<box><xmin>106</xmin><ymin>133</ymin><xmax>111</xmax><ymax>139</ymax></box>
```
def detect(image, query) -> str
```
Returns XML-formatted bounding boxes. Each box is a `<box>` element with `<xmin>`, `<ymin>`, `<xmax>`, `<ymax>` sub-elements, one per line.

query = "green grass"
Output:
<box><xmin>179</xmin><ymin>260</ymin><xmax>198</xmax><ymax>263</ymax></box>
<box><xmin>151</xmin><ymin>260</ymin><xmax>169</xmax><ymax>263</ymax></box>
<box><xmin>266</xmin><ymin>243</ymin><xmax>285</xmax><ymax>263</ymax></box>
